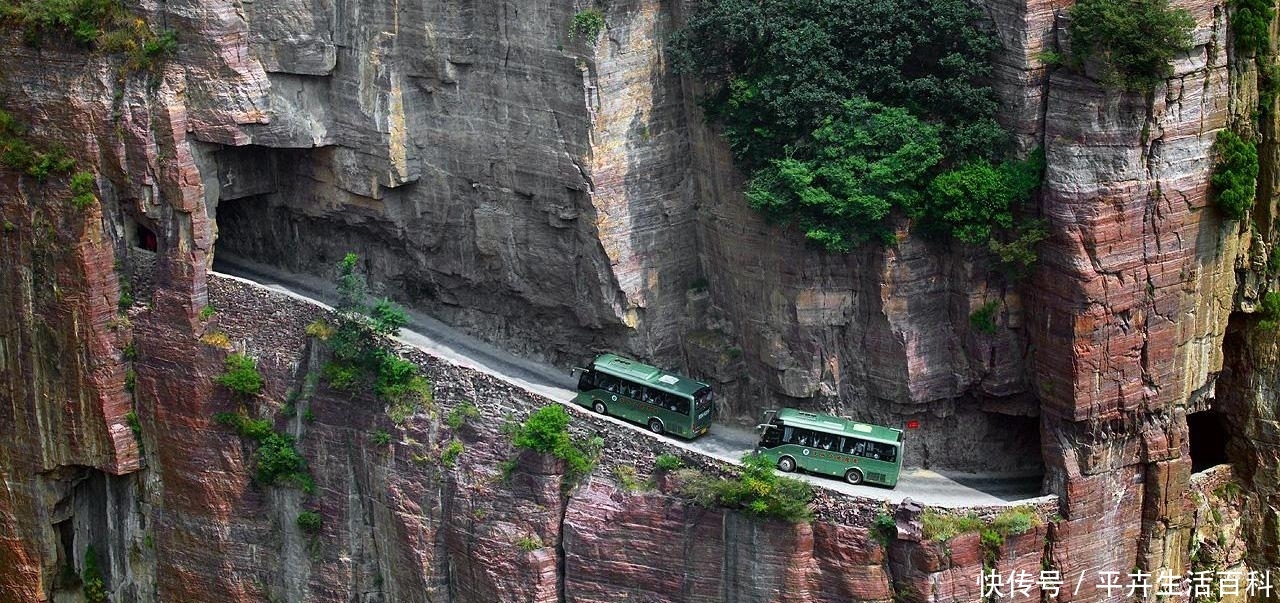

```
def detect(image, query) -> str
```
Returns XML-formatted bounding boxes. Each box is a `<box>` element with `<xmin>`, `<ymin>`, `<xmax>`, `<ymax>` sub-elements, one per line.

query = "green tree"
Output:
<box><xmin>669</xmin><ymin>0</ymin><xmax>1040</xmax><ymax>252</ymax></box>
<box><xmin>216</xmin><ymin>353</ymin><xmax>263</xmax><ymax>396</ymax></box>
<box><xmin>1067</xmin><ymin>0</ymin><xmax>1196</xmax><ymax>91</ymax></box>
<box><xmin>513</xmin><ymin>405</ymin><xmax>592</xmax><ymax>478</ymax></box>
<box><xmin>1210</xmin><ymin>130</ymin><xmax>1259</xmax><ymax>221</ymax></box>
<box><xmin>919</xmin><ymin>149</ymin><xmax>1045</xmax><ymax>245</ymax></box>
<box><xmin>746</xmin><ymin>98</ymin><xmax>943</xmax><ymax>250</ymax></box>
<box><xmin>1231</xmin><ymin>0</ymin><xmax>1274</xmax><ymax>55</ymax></box>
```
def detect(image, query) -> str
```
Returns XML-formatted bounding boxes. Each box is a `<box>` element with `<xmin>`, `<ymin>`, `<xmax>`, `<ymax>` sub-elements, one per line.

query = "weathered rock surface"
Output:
<box><xmin>0</xmin><ymin>0</ymin><xmax>1276</xmax><ymax>600</ymax></box>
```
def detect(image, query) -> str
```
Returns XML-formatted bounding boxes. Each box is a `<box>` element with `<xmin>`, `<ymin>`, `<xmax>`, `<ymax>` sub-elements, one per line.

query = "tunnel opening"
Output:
<box><xmin>900</xmin><ymin>406</ymin><xmax>1045</xmax><ymax>478</ymax></box>
<box><xmin>135</xmin><ymin>223</ymin><xmax>157</xmax><ymax>252</ymax></box>
<box><xmin>1188</xmin><ymin>409</ymin><xmax>1230</xmax><ymax>473</ymax></box>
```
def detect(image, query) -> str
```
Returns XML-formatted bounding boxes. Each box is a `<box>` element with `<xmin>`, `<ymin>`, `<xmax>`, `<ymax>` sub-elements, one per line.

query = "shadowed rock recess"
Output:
<box><xmin>0</xmin><ymin>0</ymin><xmax>1278</xmax><ymax>601</ymax></box>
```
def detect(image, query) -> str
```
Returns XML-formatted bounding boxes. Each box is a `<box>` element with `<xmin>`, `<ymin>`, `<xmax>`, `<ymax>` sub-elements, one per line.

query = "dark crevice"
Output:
<box><xmin>1188</xmin><ymin>409</ymin><xmax>1230</xmax><ymax>473</ymax></box>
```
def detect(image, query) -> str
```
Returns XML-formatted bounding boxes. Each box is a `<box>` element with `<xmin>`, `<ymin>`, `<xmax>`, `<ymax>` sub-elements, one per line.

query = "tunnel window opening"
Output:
<box><xmin>1188</xmin><ymin>409</ymin><xmax>1230</xmax><ymax>473</ymax></box>
<box><xmin>135</xmin><ymin>223</ymin><xmax>157</xmax><ymax>252</ymax></box>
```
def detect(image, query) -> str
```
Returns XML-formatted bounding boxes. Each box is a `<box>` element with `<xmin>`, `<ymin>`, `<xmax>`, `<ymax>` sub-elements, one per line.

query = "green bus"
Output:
<box><xmin>755</xmin><ymin>408</ymin><xmax>904</xmax><ymax>487</ymax></box>
<box><xmin>572</xmin><ymin>353</ymin><xmax>715</xmax><ymax>439</ymax></box>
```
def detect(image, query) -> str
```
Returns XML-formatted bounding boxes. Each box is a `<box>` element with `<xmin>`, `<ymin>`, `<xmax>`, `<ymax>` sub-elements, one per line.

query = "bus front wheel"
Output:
<box><xmin>648</xmin><ymin>419</ymin><xmax>664</xmax><ymax>435</ymax></box>
<box><xmin>845</xmin><ymin>468</ymin><xmax>864</xmax><ymax>485</ymax></box>
<box><xmin>592</xmin><ymin>401</ymin><xmax>607</xmax><ymax>414</ymax></box>
<box><xmin>777</xmin><ymin>456</ymin><xmax>796</xmax><ymax>472</ymax></box>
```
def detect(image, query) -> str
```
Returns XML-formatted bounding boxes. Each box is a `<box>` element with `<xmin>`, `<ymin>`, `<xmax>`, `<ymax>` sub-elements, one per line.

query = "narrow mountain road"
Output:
<box><xmin>212</xmin><ymin>254</ymin><xmax>1051</xmax><ymax>509</ymax></box>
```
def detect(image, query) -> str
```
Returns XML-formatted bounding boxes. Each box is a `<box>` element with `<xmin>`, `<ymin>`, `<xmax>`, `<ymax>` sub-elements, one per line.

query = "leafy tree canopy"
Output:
<box><xmin>671</xmin><ymin>0</ymin><xmax>1041</xmax><ymax>252</ymax></box>
<box><xmin>1067</xmin><ymin>0</ymin><xmax>1195</xmax><ymax>92</ymax></box>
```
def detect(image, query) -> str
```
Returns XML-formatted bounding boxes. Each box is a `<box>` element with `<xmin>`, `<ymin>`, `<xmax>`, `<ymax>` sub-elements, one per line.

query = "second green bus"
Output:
<box><xmin>755</xmin><ymin>408</ymin><xmax>904</xmax><ymax>487</ymax></box>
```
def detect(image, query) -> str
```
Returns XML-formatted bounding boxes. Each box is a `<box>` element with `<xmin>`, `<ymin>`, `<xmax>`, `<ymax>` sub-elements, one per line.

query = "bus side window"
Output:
<box><xmin>850</xmin><ymin>439</ymin><xmax>867</xmax><ymax>456</ymax></box>
<box><xmin>678</xmin><ymin>397</ymin><xmax>690</xmax><ymax>415</ymax></box>
<box><xmin>600</xmin><ymin>375</ymin><xmax>617</xmax><ymax>393</ymax></box>
<box><xmin>578</xmin><ymin>370</ymin><xmax>596</xmax><ymax>391</ymax></box>
<box><xmin>782</xmin><ymin>426</ymin><xmax>794</xmax><ymax>444</ymax></box>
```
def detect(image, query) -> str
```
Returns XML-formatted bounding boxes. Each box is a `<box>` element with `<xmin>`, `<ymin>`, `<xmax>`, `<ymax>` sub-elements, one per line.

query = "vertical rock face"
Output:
<box><xmin>0</xmin><ymin>0</ymin><xmax>1275</xmax><ymax>600</ymax></box>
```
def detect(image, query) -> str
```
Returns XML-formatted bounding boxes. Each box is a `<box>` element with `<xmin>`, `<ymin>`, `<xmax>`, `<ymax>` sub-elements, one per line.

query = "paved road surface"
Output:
<box><xmin>212</xmin><ymin>255</ymin><xmax>1051</xmax><ymax>509</ymax></box>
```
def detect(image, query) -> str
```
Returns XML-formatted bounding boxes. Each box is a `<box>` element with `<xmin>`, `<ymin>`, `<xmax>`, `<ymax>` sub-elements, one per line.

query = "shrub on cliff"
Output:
<box><xmin>512</xmin><ymin>404</ymin><xmax>592</xmax><ymax>478</ymax></box>
<box><xmin>323</xmin><ymin>253</ymin><xmax>432</xmax><ymax>410</ymax></box>
<box><xmin>0</xmin><ymin>0</ymin><xmax>178</xmax><ymax>71</ymax></box>
<box><xmin>82</xmin><ymin>545</ymin><xmax>107</xmax><ymax>603</ymax></box>
<box><xmin>1210</xmin><ymin>130</ymin><xmax>1259</xmax><ymax>221</ymax></box>
<box><xmin>1231</xmin><ymin>0</ymin><xmax>1274</xmax><ymax>55</ymax></box>
<box><xmin>1067</xmin><ymin>0</ymin><xmax>1195</xmax><ymax>92</ymax></box>
<box><xmin>216</xmin><ymin>353</ymin><xmax>263</xmax><ymax>396</ymax></box>
<box><xmin>670</xmin><ymin>0</ymin><xmax>1040</xmax><ymax>252</ymax></box>
<box><xmin>569</xmin><ymin>8</ymin><xmax>605</xmax><ymax>44</ymax></box>
<box><xmin>678</xmin><ymin>454</ymin><xmax>813</xmax><ymax>523</ymax></box>
<box><xmin>1259</xmin><ymin>291</ymin><xmax>1280</xmax><ymax>330</ymax></box>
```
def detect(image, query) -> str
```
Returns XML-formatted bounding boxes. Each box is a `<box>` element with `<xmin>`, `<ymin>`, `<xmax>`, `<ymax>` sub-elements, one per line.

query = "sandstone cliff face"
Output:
<box><xmin>0</xmin><ymin>0</ymin><xmax>1276</xmax><ymax>600</ymax></box>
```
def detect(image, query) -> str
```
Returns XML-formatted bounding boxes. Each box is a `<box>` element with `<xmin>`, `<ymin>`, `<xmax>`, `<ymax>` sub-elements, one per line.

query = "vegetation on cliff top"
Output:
<box><xmin>1066</xmin><ymin>0</ymin><xmax>1195</xmax><ymax>92</ymax></box>
<box><xmin>512</xmin><ymin>404</ymin><xmax>593</xmax><ymax>479</ymax></box>
<box><xmin>671</xmin><ymin>0</ymin><xmax>1044</xmax><ymax>255</ymax></box>
<box><xmin>569</xmin><ymin>8</ymin><xmax>605</xmax><ymax>44</ymax></box>
<box><xmin>319</xmin><ymin>253</ymin><xmax>433</xmax><ymax>419</ymax></box>
<box><xmin>0</xmin><ymin>0</ymin><xmax>176</xmax><ymax>71</ymax></box>
<box><xmin>677</xmin><ymin>453</ymin><xmax>814</xmax><ymax>522</ymax></box>
<box><xmin>1231</xmin><ymin>0</ymin><xmax>1274</xmax><ymax>55</ymax></box>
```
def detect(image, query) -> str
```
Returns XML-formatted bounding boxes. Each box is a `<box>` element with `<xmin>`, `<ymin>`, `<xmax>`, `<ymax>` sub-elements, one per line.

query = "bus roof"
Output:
<box><xmin>775</xmin><ymin>407</ymin><xmax>903</xmax><ymax>445</ymax></box>
<box><xmin>591</xmin><ymin>353</ymin><xmax>709</xmax><ymax>397</ymax></box>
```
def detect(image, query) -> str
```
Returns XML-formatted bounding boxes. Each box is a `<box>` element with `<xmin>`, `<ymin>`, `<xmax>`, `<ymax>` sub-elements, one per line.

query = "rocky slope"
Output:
<box><xmin>1</xmin><ymin>0</ymin><xmax>1278</xmax><ymax>600</ymax></box>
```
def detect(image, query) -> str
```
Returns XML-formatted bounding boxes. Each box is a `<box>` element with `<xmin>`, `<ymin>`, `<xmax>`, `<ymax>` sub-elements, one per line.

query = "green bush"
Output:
<box><xmin>670</xmin><ymin>0</ymin><xmax>1034</xmax><ymax>251</ymax></box>
<box><xmin>989</xmin><ymin>219</ymin><xmax>1050</xmax><ymax>278</ymax></box>
<box><xmin>0</xmin><ymin>0</ymin><xmax>177</xmax><ymax>71</ymax></box>
<box><xmin>872</xmin><ymin>511</ymin><xmax>897</xmax><ymax>546</ymax></box>
<box><xmin>743</xmin><ymin>98</ymin><xmax>943</xmax><ymax>249</ymax></box>
<box><xmin>1210</xmin><ymin>130</ymin><xmax>1259</xmax><ymax>221</ymax></box>
<box><xmin>446</xmin><ymin>402</ymin><xmax>480</xmax><ymax>429</ymax></box>
<box><xmin>125</xmin><ymin>409</ymin><xmax>141</xmax><ymax>440</ymax></box>
<box><xmin>1259</xmin><ymin>291</ymin><xmax>1280</xmax><ymax>330</ymax></box>
<box><xmin>441</xmin><ymin>439</ymin><xmax>464</xmax><ymax>467</ymax></box>
<box><xmin>513</xmin><ymin>405</ymin><xmax>592</xmax><ymax>478</ymax></box>
<box><xmin>1067</xmin><ymin>0</ymin><xmax>1195</xmax><ymax>91</ymax></box>
<box><xmin>515</xmin><ymin>534</ymin><xmax>543</xmax><ymax>551</ymax></box>
<box><xmin>322</xmin><ymin>361</ymin><xmax>360</xmax><ymax>391</ymax></box>
<box><xmin>216</xmin><ymin>353</ymin><xmax>264</xmax><ymax>396</ymax></box>
<box><xmin>569</xmin><ymin>8</ymin><xmax>605</xmax><ymax>43</ymax></box>
<box><xmin>371</xmin><ymin>429</ymin><xmax>391</xmax><ymax>446</ymax></box>
<box><xmin>81</xmin><ymin>545</ymin><xmax>107</xmax><ymax>603</ymax></box>
<box><xmin>69</xmin><ymin>171</ymin><xmax>95</xmax><ymax>208</ymax></box>
<box><xmin>654</xmin><ymin>453</ymin><xmax>683</xmax><ymax>472</ymax></box>
<box><xmin>678</xmin><ymin>454</ymin><xmax>813</xmax><ymax>522</ymax></box>
<box><xmin>989</xmin><ymin>506</ymin><xmax>1041</xmax><ymax>537</ymax></box>
<box><xmin>919</xmin><ymin>149</ymin><xmax>1044</xmax><ymax>245</ymax></box>
<box><xmin>255</xmin><ymin>431</ymin><xmax>307</xmax><ymax>485</ymax></box>
<box><xmin>215</xmin><ymin>411</ymin><xmax>312</xmax><ymax>489</ymax></box>
<box><xmin>921</xmin><ymin>509</ymin><xmax>984</xmax><ymax>541</ymax></box>
<box><xmin>612</xmin><ymin>465</ymin><xmax>644</xmax><ymax>491</ymax></box>
<box><xmin>1231</xmin><ymin>0</ymin><xmax>1274</xmax><ymax>54</ymax></box>
<box><xmin>198</xmin><ymin>304</ymin><xmax>216</xmax><ymax>320</ymax></box>
<box><xmin>969</xmin><ymin>300</ymin><xmax>1000</xmax><ymax>335</ymax></box>
<box><xmin>296</xmin><ymin>510</ymin><xmax>322</xmax><ymax>533</ymax></box>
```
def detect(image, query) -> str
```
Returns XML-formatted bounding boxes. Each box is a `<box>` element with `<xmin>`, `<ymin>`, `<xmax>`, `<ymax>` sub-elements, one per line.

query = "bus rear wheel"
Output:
<box><xmin>777</xmin><ymin>456</ymin><xmax>797</xmax><ymax>472</ymax></box>
<box><xmin>592</xmin><ymin>401</ymin><xmax>607</xmax><ymax>414</ymax></box>
<box><xmin>648</xmin><ymin>419</ymin><xmax>664</xmax><ymax>435</ymax></box>
<box><xmin>845</xmin><ymin>468</ymin><xmax>864</xmax><ymax>485</ymax></box>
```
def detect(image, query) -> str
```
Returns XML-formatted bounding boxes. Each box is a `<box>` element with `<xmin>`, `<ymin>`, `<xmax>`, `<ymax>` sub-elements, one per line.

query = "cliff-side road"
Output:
<box><xmin>213</xmin><ymin>254</ymin><xmax>1049</xmax><ymax>508</ymax></box>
